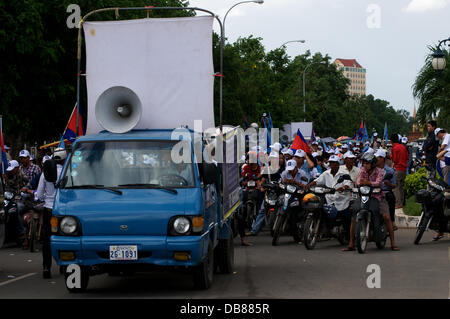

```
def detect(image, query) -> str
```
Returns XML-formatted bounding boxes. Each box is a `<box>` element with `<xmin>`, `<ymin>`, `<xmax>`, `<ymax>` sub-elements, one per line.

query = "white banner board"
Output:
<box><xmin>83</xmin><ymin>16</ymin><xmax>215</xmax><ymax>134</ymax></box>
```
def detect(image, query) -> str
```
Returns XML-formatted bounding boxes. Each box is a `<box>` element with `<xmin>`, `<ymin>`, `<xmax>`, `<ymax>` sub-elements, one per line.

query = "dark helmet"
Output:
<box><xmin>361</xmin><ymin>152</ymin><xmax>377</xmax><ymax>167</ymax></box>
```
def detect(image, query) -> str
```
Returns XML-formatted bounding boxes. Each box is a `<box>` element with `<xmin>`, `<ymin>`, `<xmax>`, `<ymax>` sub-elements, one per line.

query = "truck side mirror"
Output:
<box><xmin>202</xmin><ymin>162</ymin><xmax>218</xmax><ymax>185</ymax></box>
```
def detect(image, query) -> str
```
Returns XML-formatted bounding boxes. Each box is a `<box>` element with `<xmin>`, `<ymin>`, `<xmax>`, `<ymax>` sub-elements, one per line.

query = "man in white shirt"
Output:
<box><xmin>308</xmin><ymin>155</ymin><xmax>353</xmax><ymax>212</ymax></box>
<box><xmin>339</xmin><ymin>151</ymin><xmax>360</xmax><ymax>184</ymax></box>
<box><xmin>36</xmin><ymin>148</ymin><xmax>65</xmax><ymax>279</ymax></box>
<box><xmin>436</xmin><ymin>128</ymin><xmax>449</xmax><ymax>184</ymax></box>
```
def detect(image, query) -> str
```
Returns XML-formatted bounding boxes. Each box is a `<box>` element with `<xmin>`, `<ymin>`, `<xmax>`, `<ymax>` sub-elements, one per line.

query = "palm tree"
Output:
<box><xmin>412</xmin><ymin>46</ymin><xmax>450</xmax><ymax>128</ymax></box>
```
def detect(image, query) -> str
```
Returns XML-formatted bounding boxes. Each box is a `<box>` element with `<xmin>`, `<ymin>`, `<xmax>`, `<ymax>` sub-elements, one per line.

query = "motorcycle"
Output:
<box><xmin>410</xmin><ymin>152</ymin><xmax>425</xmax><ymax>174</ymax></box>
<box><xmin>0</xmin><ymin>191</ymin><xmax>23</xmax><ymax>248</ymax></box>
<box><xmin>302</xmin><ymin>174</ymin><xmax>352</xmax><ymax>250</ymax></box>
<box><xmin>262</xmin><ymin>181</ymin><xmax>280</xmax><ymax>236</ymax></box>
<box><xmin>23</xmin><ymin>198</ymin><xmax>45</xmax><ymax>252</ymax></box>
<box><xmin>241</xmin><ymin>174</ymin><xmax>261</xmax><ymax>230</ymax></box>
<box><xmin>414</xmin><ymin>177</ymin><xmax>450</xmax><ymax>245</ymax></box>
<box><xmin>271</xmin><ymin>178</ymin><xmax>308</xmax><ymax>246</ymax></box>
<box><xmin>352</xmin><ymin>184</ymin><xmax>389</xmax><ymax>254</ymax></box>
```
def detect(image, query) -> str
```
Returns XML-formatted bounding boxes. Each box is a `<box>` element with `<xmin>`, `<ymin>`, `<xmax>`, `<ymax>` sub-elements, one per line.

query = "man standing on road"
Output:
<box><xmin>435</xmin><ymin>128</ymin><xmax>449</xmax><ymax>184</ymax></box>
<box><xmin>390</xmin><ymin>134</ymin><xmax>409</xmax><ymax>208</ymax></box>
<box><xmin>422</xmin><ymin>120</ymin><xmax>439</xmax><ymax>179</ymax></box>
<box><xmin>36</xmin><ymin>148</ymin><xmax>65</xmax><ymax>278</ymax></box>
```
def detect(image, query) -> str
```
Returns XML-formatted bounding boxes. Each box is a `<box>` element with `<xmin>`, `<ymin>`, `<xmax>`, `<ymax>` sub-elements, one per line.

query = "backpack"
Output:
<box><xmin>43</xmin><ymin>159</ymin><xmax>58</xmax><ymax>184</ymax></box>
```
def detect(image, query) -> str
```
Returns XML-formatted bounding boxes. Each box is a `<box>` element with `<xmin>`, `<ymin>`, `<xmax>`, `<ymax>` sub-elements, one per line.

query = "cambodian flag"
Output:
<box><xmin>291</xmin><ymin>129</ymin><xmax>311</xmax><ymax>154</ymax></box>
<box><xmin>243</xmin><ymin>116</ymin><xmax>249</xmax><ymax>130</ymax></box>
<box><xmin>63</xmin><ymin>104</ymin><xmax>84</xmax><ymax>143</ymax></box>
<box><xmin>0</xmin><ymin>117</ymin><xmax>8</xmax><ymax>174</ymax></box>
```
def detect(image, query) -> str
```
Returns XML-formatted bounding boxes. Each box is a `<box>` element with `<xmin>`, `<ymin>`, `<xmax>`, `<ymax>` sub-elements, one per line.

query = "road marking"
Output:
<box><xmin>0</xmin><ymin>273</ymin><xmax>37</xmax><ymax>287</ymax></box>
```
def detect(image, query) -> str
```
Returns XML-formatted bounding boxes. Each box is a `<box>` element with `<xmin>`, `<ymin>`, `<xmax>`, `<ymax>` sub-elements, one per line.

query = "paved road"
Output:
<box><xmin>0</xmin><ymin>229</ymin><xmax>449</xmax><ymax>299</ymax></box>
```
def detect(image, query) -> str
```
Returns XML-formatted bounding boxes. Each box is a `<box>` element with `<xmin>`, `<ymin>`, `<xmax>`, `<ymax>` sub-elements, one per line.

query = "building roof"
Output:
<box><xmin>335</xmin><ymin>58</ymin><xmax>363</xmax><ymax>68</ymax></box>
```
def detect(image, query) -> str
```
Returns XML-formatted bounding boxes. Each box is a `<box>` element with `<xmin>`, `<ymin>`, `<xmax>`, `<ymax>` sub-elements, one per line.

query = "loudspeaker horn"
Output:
<box><xmin>95</xmin><ymin>86</ymin><xmax>142</xmax><ymax>133</ymax></box>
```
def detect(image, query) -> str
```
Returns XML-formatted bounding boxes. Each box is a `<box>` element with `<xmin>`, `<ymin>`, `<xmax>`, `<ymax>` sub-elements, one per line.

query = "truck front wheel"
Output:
<box><xmin>193</xmin><ymin>242</ymin><xmax>214</xmax><ymax>289</ymax></box>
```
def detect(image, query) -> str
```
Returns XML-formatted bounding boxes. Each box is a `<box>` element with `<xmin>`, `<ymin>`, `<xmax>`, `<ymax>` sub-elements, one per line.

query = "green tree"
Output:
<box><xmin>413</xmin><ymin>46</ymin><xmax>450</xmax><ymax>129</ymax></box>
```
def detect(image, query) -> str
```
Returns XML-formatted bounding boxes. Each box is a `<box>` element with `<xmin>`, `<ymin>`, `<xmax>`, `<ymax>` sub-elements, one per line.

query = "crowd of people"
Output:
<box><xmin>238</xmin><ymin>119</ymin><xmax>450</xmax><ymax>248</ymax></box>
<box><xmin>1</xmin><ymin>146</ymin><xmax>66</xmax><ymax>279</ymax></box>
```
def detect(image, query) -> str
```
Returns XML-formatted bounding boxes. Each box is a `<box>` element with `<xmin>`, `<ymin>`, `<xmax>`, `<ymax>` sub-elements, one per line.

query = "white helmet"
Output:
<box><xmin>53</xmin><ymin>148</ymin><xmax>67</xmax><ymax>161</ymax></box>
<box><xmin>250</xmin><ymin>122</ymin><xmax>259</xmax><ymax>129</ymax></box>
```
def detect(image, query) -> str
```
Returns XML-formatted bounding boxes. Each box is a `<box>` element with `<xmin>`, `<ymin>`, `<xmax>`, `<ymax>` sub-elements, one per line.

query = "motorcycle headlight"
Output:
<box><xmin>279</xmin><ymin>184</ymin><xmax>286</xmax><ymax>190</ymax></box>
<box><xmin>172</xmin><ymin>217</ymin><xmax>191</xmax><ymax>235</ymax></box>
<box><xmin>266</xmin><ymin>199</ymin><xmax>277</xmax><ymax>206</ymax></box>
<box><xmin>4</xmin><ymin>192</ymin><xmax>14</xmax><ymax>200</ymax></box>
<box><xmin>313</xmin><ymin>187</ymin><xmax>325</xmax><ymax>194</ymax></box>
<box><xmin>60</xmin><ymin>217</ymin><xmax>79</xmax><ymax>235</ymax></box>
<box><xmin>287</xmin><ymin>185</ymin><xmax>296</xmax><ymax>194</ymax></box>
<box><xmin>360</xmin><ymin>186</ymin><xmax>371</xmax><ymax>195</ymax></box>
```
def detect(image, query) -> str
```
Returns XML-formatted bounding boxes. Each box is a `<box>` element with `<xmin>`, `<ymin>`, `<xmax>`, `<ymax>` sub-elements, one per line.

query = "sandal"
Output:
<box><xmin>241</xmin><ymin>240</ymin><xmax>253</xmax><ymax>246</ymax></box>
<box><xmin>432</xmin><ymin>235</ymin><xmax>443</xmax><ymax>241</ymax></box>
<box><xmin>342</xmin><ymin>246</ymin><xmax>355</xmax><ymax>251</ymax></box>
<box><xmin>391</xmin><ymin>246</ymin><xmax>400</xmax><ymax>251</ymax></box>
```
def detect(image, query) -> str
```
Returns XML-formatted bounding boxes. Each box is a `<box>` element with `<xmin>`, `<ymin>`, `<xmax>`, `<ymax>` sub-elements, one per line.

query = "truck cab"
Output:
<box><xmin>51</xmin><ymin>129</ymin><xmax>237</xmax><ymax>291</ymax></box>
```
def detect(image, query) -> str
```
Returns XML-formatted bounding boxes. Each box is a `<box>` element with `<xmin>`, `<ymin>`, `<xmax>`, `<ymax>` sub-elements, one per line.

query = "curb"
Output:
<box><xmin>395</xmin><ymin>208</ymin><xmax>419</xmax><ymax>229</ymax></box>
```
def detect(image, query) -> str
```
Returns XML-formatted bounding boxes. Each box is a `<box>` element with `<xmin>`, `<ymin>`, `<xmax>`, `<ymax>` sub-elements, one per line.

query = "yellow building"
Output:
<box><xmin>334</xmin><ymin>58</ymin><xmax>366</xmax><ymax>96</ymax></box>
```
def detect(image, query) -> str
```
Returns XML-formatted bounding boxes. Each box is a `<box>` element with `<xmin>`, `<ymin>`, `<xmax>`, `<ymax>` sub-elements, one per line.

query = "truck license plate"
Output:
<box><xmin>109</xmin><ymin>245</ymin><xmax>138</xmax><ymax>260</ymax></box>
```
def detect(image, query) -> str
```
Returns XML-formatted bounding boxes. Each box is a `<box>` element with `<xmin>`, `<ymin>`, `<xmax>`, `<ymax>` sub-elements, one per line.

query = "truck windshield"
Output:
<box><xmin>62</xmin><ymin>140</ymin><xmax>195</xmax><ymax>188</ymax></box>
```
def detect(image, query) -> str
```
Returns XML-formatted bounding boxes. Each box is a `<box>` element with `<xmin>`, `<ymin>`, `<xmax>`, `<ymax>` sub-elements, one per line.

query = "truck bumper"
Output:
<box><xmin>51</xmin><ymin>233</ymin><xmax>209</xmax><ymax>267</ymax></box>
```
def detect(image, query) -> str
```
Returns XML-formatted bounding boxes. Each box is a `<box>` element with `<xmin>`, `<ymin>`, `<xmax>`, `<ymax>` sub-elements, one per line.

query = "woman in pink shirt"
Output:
<box><xmin>343</xmin><ymin>152</ymin><xmax>399</xmax><ymax>251</ymax></box>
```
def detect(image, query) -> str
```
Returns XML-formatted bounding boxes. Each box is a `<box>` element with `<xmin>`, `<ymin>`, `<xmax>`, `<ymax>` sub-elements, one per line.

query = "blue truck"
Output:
<box><xmin>50</xmin><ymin>7</ymin><xmax>241</xmax><ymax>292</ymax></box>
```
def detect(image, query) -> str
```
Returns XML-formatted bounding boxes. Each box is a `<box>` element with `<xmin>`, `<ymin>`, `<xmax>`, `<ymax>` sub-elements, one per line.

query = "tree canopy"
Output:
<box><xmin>0</xmin><ymin>0</ymin><xmax>412</xmax><ymax>151</ymax></box>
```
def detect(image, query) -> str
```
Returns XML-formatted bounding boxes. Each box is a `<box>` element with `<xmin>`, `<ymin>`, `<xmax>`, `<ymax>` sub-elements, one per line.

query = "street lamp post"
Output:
<box><xmin>223</xmin><ymin>1</ymin><xmax>264</xmax><ymax>39</ymax></box>
<box><xmin>280</xmin><ymin>40</ymin><xmax>305</xmax><ymax>48</ymax></box>
<box><xmin>432</xmin><ymin>36</ymin><xmax>450</xmax><ymax>72</ymax></box>
<box><xmin>302</xmin><ymin>61</ymin><xmax>325</xmax><ymax>122</ymax></box>
<box><xmin>221</xmin><ymin>1</ymin><xmax>263</xmax><ymax>133</ymax></box>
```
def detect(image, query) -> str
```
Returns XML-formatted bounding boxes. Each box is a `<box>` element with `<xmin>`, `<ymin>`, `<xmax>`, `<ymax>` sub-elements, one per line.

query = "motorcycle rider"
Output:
<box><xmin>422</xmin><ymin>120</ymin><xmax>439</xmax><ymax>179</ymax></box>
<box><xmin>375</xmin><ymin>149</ymin><xmax>397</xmax><ymax>230</ymax></box>
<box><xmin>343</xmin><ymin>152</ymin><xmax>399</xmax><ymax>251</ymax></box>
<box><xmin>239</xmin><ymin>151</ymin><xmax>262</xmax><ymax>246</ymax></box>
<box><xmin>308</xmin><ymin>155</ymin><xmax>353</xmax><ymax>235</ymax></box>
<box><xmin>4</xmin><ymin>160</ymin><xmax>29</xmax><ymax>242</ymax></box>
<box><xmin>18</xmin><ymin>150</ymin><xmax>41</xmax><ymax>182</ymax></box>
<box><xmin>36</xmin><ymin>148</ymin><xmax>65</xmax><ymax>278</ymax></box>
<box><xmin>246</xmin><ymin>151</ymin><xmax>283</xmax><ymax>237</ymax></box>
<box><xmin>281</xmin><ymin>159</ymin><xmax>309</xmax><ymax>188</ymax></box>
<box><xmin>339</xmin><ymin>151</ymin><xmax>359</xmax><ymax>184</ymax></box>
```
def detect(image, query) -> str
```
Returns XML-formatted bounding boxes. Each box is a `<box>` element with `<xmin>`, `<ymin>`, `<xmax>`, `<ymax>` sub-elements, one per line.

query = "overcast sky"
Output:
<box><xmin>188</xmin><ymin>0</ymin><xmax>450</xmax><ymax>116</ymax></box>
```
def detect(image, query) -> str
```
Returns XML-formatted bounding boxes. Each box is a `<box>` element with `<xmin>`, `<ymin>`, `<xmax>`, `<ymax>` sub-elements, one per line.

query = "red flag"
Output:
<box><xmin>63</xmin><ymin>104</ymin><xmax>84</xmax><ymax>143</ymax></box>
<box><xmin>291</xmin><ymin>129</ymin><xmax>311</xmax><ymax>154</ymax></box>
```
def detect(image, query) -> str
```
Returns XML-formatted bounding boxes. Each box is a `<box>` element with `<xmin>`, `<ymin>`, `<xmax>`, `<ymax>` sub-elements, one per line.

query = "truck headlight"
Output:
<box><xmin>173</xmin><ymin>217</ymin><xmax>191</xmax><ymax>234</ymax></box>
<box><xmin>60</xmin><ymin>217</ymin><xmax>78</xmax><ymax>235</ymax></box>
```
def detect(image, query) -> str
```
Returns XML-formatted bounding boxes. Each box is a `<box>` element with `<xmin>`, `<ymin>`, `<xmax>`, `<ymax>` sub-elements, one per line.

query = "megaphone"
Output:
<box><xmin>95</xmin><ymin>86</ymin><xmax>142</xmax><ymax>133</ymax></box>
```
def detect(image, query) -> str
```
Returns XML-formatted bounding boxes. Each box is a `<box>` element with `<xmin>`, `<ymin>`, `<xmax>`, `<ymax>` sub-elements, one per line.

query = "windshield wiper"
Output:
<box><xmin>118</xmin><ymin>183</ymin><xmax>178</xmax><ymax>194</ymax></box>
<box><xmin>65</xmin><ymin>185</ymin><xmax>123</xmax><ymax>195</ymax></box>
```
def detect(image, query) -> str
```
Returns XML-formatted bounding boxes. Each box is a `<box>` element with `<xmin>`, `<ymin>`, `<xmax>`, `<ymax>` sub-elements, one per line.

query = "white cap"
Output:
<box><xmin>434</xmin><ymin>128</ymin><xmax>444</xmax><ymax>136</ymax></box>
<box><xmin>326</xmin><ymin>149</ymin><xmax>335</xmax><ymax>154</ymax></box>
<box><xmin>343</xmin><ymin>152</ymin><xmax>356</xmax><ymax>159</ymax></box>
<box><xmin>269</xmin><ymin>142</ymin><xmax>282</xmax><ymax>152</ymax></box>
<box><xmin>401</xmin><ymin>137</ymin><xmax>408</xmax><ymax>144</ymax></box>
<box><xmin>375</xmin><ymin>149</ymin><xmax>386</xmax><ymax>158</ymax></box>
<box><xmin>366</xmin><ymin>148</ymin><xmax>375</xmax><ymax>154</ymax></box>
<box><xmin>4</xmin><ymin>145</ymin><xmax>10</xmax><ymax>150</ymax></box>
<box><xmin>294</xmin><ymin>149</ymin><xmax>306</xmax><ymax>158</ymax></box>
<box><xmin>6</xmin><ymin>160</ymin><xmax>19</xmax><ymax>172</ymax></box>
<box><xmin>42</xmin><ymin>155</ymin><xmax>52</xmax><ymax>164</ymax></box>
<box><xmin>341</xmin><ymin>144</ymin><xmax>348</xmax><ymax>149</ymax></box>
<box><xmin>334</xmin><ymin>149</ymin><xmax>341</xmax><ymax>155</ymax></box>
<box><xmin>311</xmin><ymin>152</ymin><xmax>319</xmax><ymax>158</ymax></box>
<box><xmin>373</xmin><ymin>132</ymin><xmax>378</xmax><ymax>137</ymax></box>
<box><xmin>282</xmin><ymin>149</ymin><xmax>294</xmax><ymax>156</ymax></box>
<box><xmin>286</xmin><ymin>159</ymin><xmax>297</xmax><ymax>171</ymax></box>
<box><xmin>312</xmin><ymin>141</ymin><xmax>318</xmax><ymax>145</ymax></box>
<box><xmin>328</xmin><ymin>155</ymin><xmax>340</xmax><ymax>162</ymax></box>
<box><xmin>19</xmin><ymin>149</ymin><xmax>30</xmax><ymax>158</ymax></box>
<box><xmin>269</xmin><ymin>151</ymin><xmax>279</xmax><ymax>159</ymax></box>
